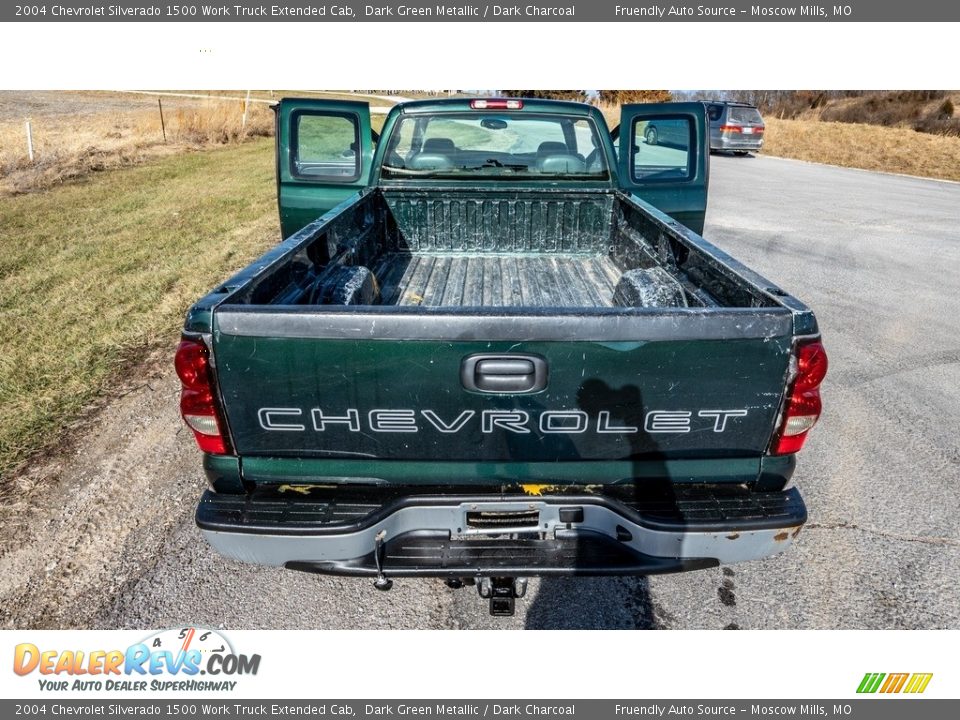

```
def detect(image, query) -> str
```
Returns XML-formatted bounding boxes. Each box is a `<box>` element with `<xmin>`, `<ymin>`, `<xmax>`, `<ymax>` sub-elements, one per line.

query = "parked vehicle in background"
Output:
<box><xmin>707</xmin><ymin>101</ymin><xmax>765</xmax><ymax>154</ymax></box>
<box><xmin>640</xmin><ymin>117</ymin><xmax>691</xmax><ymax>150</ymax></box>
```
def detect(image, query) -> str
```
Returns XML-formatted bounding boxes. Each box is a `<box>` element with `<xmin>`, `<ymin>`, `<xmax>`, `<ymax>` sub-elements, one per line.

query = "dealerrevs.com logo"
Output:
<box><xmin>13</xmin><ymin>627</ymin><xmax>260</xmax><ymax>692</ymax></box>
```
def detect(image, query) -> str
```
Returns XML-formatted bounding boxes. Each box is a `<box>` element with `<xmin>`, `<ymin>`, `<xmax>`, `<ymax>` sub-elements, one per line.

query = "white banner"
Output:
<box><xmin>3</xmin><ymin>629</ymin><xmax>953</xmax><ymax>699</ymax></box>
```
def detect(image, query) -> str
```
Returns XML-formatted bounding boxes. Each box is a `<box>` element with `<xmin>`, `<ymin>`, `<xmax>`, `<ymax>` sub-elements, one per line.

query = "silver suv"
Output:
<box><xmin>706</xmin><ymin>101</ymin><xmax>765</xmax><ymax>154</ymax></box>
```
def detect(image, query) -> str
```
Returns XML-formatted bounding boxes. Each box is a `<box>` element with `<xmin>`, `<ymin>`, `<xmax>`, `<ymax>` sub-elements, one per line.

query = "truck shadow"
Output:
<box><xmin>525</xmin><ymin>576</ymin><xmax>659</xmax><ymax>629</ymax></box>
<box><xmin>524</xmin><ymin>378</ymin><xmax>674</xmax><ymax>629</ymax></box>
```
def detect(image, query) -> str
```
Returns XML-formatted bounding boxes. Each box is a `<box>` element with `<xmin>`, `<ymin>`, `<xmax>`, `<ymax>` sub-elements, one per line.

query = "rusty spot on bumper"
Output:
<box><xmin>774</xmin><ymin>531</ymin><xmax>790</xmax><ymax>542</ymax></box>
<box><xmin>520</xmin><ymin>484</ymin><xmax>556</xmax><ymax>496</ymax></box>
<box><xmin>726</xmin><ymin>533</ymin><xmax>741</xmax><ymax>540</ymax></box>
<box><xmin>278</xmin><ymin>484</ymin><xmax>313</xmax><ymax>495</ymax></box>
<box><xmin>277</xmin><ymin>483</ymin><xmax>336</xmax><ymax>495</ymax></box>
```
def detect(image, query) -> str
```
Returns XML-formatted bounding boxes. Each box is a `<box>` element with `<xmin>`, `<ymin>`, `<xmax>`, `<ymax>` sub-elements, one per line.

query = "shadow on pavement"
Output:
<box><xmin>525</xmin><ymin>576</ymin><xmax>659</xmax><ymax>629</ymax></box>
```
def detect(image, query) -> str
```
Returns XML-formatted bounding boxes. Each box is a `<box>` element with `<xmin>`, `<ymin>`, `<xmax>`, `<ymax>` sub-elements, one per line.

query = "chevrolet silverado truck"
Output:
<box><xmin>177</xmin><ymin>97</ymin><xmax>827</xmax><ymax>615</ymax></box>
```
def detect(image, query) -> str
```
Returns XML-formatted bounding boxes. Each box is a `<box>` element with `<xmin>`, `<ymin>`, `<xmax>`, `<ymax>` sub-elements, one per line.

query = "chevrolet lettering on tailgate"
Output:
<box><xmin>257</xmin><ymin>408</ymin><xmax>751</xmax><ymax>435</ymax></box>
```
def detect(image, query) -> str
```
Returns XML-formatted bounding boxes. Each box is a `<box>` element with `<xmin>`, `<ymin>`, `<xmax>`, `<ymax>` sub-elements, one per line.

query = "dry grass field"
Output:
<box><xmin>0</xmin><ymin>92</ymin><xmax>274</xmax><ymax>195</ymax></box>
<box><xmin>760</xmin><ymin>118</ymin><xmax>960</xmax><ymax>182</ymax></box>
<box><xmin>0</xmin><ymin>90</ymin><xmax>402</xmax><ymax>196</ymax></box>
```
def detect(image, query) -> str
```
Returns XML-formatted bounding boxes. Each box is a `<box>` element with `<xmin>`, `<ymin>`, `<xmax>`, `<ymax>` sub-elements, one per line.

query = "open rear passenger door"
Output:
<box><xmin>615</xmin><ymin>102</ymin><xmax>709</xmax><ymax>234</ymax></box>
<box><xmin>276</xmin><ymin>98</ymin><xmax>375</xmax><ymax>238</ymax></box>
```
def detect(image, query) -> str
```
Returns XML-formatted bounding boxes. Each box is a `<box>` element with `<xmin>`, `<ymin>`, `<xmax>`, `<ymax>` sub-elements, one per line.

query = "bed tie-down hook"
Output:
<box><xmin>373</xmin><ymin>529</ymin><xmax>393</xmax><ymax>591</ymax></box>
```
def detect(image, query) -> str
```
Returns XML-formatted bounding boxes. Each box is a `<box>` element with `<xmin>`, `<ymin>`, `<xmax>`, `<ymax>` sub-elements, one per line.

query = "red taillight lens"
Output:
<box><xmin>754</xmin><ymin>126</ymin><xmax>765</xmax><ymax>134</ymax></box>
<box><xmin>720</xmin><ymin>124</ymin><xmax>742</xmax><ymax>133</ymax></box>
<box><xmin>174</xmin><ymin>340</ymin><xmax>208</xmax><ymax>389</ymax></box>
<box><xmin>771</xmin><ymin>340</ymin><xmax>828</xmax><ymax>456</ymax></box>
<box><xmin>470</xmin><ymin>98</ymin><xmax>523</xmax><ymax>110</ymax></box>
<box><xmin>175</xmin><ymin>339</ymin><xmax>229</xmax><ymax>455</ymax></box>
<box><xmin>794</xmin><ymin>340</ymin><xmax>828</xmax><ymax>391</ymax></box>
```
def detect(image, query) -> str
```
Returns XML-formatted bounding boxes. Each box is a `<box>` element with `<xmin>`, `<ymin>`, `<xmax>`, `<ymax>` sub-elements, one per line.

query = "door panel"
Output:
<box><xmin>276</xmin><ymin>98</ymin><xmax>374</xmax><ymax>238</ymax></box>
<box><xmin>617</xmin><ymin>102</ymin><xmax>709</xmax><ymax>234</ymax></box>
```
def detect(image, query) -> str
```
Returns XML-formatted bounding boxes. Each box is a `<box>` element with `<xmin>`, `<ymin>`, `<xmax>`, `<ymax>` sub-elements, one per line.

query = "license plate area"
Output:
<box><xmin>456</xmin><ymin>502</ymin><xmax>547</xmax><ymax>537</ymax></box>
<box><xmin>466</xmin><ymin>509</ymin><xmax>541</xmax><ymax>530</ymax></box>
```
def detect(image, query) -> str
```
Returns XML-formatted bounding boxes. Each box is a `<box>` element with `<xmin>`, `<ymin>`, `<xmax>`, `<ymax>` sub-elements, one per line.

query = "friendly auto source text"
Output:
<box><xmin>615</xmin><ymin>4</ymin><xmax>841</xmax><ymax>17</ymax></box>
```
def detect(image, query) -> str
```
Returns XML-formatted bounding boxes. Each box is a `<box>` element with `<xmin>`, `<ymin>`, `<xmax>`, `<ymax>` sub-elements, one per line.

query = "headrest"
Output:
<box><xmin>408</xmin><ymin>154</ymin><xmax>456</xmax><ymax>170</ymax></box>
<box><xmin>536</xmin><ymin>154</ymin><xmax>587</xmax><ymax>174</ymax></box>
<box><xmin>422</xmin><ymin>138</ymin><xmax>456</xmax><ymax>153</ymax></box>
<box><xmin>536</xmin><ymin>141</ymin><xmax>568</xmax><ymax>156</ymax></box>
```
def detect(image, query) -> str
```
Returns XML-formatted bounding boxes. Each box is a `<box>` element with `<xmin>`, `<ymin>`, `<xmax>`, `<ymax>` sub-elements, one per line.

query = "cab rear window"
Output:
<box><xmin>728</xmin><ymin>107</ymin><xmax>764</xmax><ymax>124</ymax></box>
<box><xmin>381</xmin><ymin>113</ymin><xmax>609</xmax><ymax>181</ymax></box>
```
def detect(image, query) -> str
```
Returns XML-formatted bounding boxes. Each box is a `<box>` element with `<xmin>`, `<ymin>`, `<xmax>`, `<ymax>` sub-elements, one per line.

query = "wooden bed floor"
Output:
<box><xmin>372</xmin><ymin>253</ymin><xmax>623</xmax><ymax>308</ymax></box>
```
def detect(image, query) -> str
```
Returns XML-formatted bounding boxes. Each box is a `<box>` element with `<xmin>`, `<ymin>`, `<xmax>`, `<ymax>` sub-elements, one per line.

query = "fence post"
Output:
<box><xmin>242</xmin><ymin>89</ymin><xmax>251</xmax><ymax>128</ymax></box>
<box><xmin>25</xmin><ymin>120</ymin><xmax>34</xmax><ymax>162</ymax></box>
<box><xmin>158</xmin><ymin>98</ymin><xmax>167</xmax><ymax>142</ymax></box>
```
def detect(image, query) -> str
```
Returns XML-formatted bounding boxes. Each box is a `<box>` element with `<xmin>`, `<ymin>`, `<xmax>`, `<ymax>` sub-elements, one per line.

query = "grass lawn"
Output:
<box><xmin>0</xmin><ymin>139</ymin><xmax>280</xmax><ymax>484</ymax></box>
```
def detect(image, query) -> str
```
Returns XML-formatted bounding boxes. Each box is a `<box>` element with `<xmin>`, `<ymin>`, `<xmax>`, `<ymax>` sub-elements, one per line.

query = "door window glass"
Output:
<box><xmin>292</xmin><ymin>112</ymin><xmax>360</xmax><ymax>181</ymax></box>
<box><xmin>631</xmin><ymin>117</ymin><xmax>693</xmax><ymax>182</ymax></box>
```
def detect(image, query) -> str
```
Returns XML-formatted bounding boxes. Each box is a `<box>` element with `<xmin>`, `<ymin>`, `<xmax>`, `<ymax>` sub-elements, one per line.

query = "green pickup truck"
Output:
<box><xmin>176</xmin><ymin>97</ymin><xmax>827</xmax><ymax>615</ymax></box>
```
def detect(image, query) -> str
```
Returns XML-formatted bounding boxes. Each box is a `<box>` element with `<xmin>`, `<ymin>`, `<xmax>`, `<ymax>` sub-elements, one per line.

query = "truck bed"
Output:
<box><xmin>372</xmin><ymin>253</ymin><xmax>621</xmax><ymax>308</ymax></box>
<box><xmin>226</xmin><ymin>188</ymin><xmax>801</xmax><ymax>313</ymax></box>
<box><xmin>198</xmin><ymin>187</ymin><xmax>813</xmax><ymax>464</ymax></box>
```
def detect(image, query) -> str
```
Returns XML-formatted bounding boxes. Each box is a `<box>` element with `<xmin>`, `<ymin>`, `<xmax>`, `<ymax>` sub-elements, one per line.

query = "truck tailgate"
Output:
<box><xmin>212</xmin><ymin>307</ymin><xmax>794</xmax><ymax>470</ymax></box>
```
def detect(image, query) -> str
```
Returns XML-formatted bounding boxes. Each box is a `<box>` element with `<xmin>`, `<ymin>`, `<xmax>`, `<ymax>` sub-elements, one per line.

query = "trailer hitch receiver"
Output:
<box><xmin>478</xmin><ymin>576</ymin><xmax>528</xmax><ymax>616</ymax></box>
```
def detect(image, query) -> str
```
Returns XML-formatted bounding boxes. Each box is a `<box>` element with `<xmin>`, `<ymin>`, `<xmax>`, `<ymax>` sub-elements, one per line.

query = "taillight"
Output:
<box><xmin>175</xmin><ymin>338</ymin><xmax>230</xmax><ymax>455</ymax></box>
<box><xmin>771</xmin><ymin>339</ymin><xmax>828</xmax><ymax>455</ymax></box>
<box><xmin>470</xmin><ymin>99</ymin><xmax>523</xmax><ymax>110</ymax></box>
<box><xmin>754</xmin><ymin>126</ymin><xmax>765</xmax><ymax>134</ymax></box>
<box><xmin>720</xmin><ymin>124</ymin><xmax>742</xmax><ymax>133</ymax></box>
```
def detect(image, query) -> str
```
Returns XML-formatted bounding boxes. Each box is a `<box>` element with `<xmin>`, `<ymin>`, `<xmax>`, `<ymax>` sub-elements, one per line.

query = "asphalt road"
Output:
<box><xmin>3</xmin><ymin>154</ymin><xmax>958</xmax><ymax>630</ymax></box>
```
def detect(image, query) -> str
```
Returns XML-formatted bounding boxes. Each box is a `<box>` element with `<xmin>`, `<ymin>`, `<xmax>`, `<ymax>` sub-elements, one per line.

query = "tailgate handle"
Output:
<box><xmin>461</xmin><ymin>354</ymin><xmax>548</xmax><ymax>394</ymax></box>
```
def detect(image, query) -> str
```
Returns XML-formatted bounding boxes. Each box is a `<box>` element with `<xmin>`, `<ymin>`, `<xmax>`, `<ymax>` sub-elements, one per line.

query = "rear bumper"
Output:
<box><xmin>712</xmin><ymin>136</ymin><xmax>764</xmax><ymax>151</ymax></box>
<box><xmin>196</xmin><ymin>485</ymin><xmax>806</xmax><ymax>577</ymax></box>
